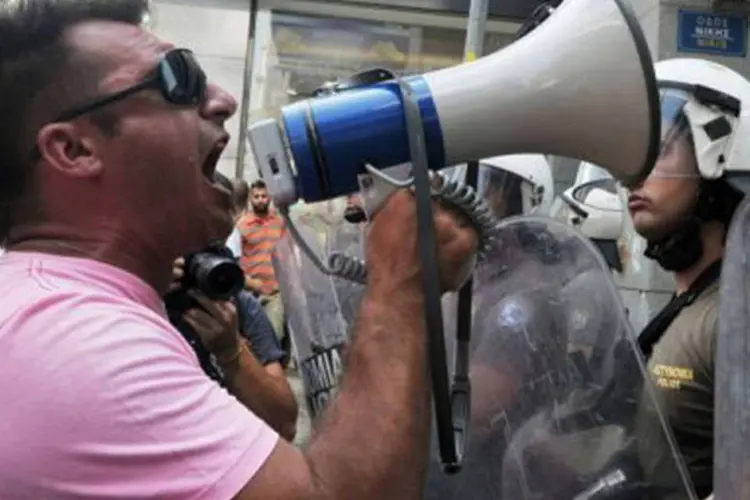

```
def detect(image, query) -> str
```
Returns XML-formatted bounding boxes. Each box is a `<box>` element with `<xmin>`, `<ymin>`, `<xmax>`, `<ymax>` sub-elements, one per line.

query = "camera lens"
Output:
<box><xmin>191</xmin><ymin>254</ymin><xmax>244</xmax><ymax>300</ymax></box>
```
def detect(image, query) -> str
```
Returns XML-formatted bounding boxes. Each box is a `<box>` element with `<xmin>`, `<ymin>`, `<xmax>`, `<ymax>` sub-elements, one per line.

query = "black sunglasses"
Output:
<box><xmin>54</xmin><ymin>48</ymin><xmax>208</xmax><ymax>123</ymax></box>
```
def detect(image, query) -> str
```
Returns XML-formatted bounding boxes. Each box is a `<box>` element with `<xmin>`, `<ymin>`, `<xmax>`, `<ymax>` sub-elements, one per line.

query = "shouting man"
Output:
<box><xmin>0</xmin><ymin>1</ymin><xmax>477</xmax><ymax>498</ymax></box>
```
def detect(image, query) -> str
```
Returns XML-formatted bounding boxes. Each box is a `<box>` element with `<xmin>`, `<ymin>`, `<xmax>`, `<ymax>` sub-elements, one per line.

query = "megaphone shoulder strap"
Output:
<box><xmin>638</xmin><ymin>259</ymin><xmax>722</xmax><ymax>359</ymax></box>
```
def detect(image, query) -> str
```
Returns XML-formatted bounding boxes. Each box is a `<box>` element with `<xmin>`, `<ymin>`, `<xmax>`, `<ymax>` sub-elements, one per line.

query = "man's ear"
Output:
<box><xmin>36</xmin><ymin>122</ymin><xmax>103</xmax><ymax>178</ymax></box>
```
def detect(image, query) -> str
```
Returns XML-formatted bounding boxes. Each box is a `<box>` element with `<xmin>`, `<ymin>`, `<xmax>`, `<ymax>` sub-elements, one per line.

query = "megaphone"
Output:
<box><xmin>248</xmin><ymin>0</ymin><xmax>660</xmax><ymax>208</ymax></box>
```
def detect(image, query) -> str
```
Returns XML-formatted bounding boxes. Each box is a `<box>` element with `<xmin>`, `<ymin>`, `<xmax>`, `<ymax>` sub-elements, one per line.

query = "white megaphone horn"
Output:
<box><xmin>248</xmin><ymin>0</ymin><xmax>660</xmax><ymax>208</ymax></box>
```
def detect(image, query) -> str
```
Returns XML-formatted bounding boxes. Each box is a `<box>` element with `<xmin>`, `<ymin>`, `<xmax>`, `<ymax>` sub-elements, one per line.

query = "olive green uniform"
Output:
<box><xmin>640</xmin><ymin>283</ymin><xmax>718</xmax><ymax>498</ymax></box>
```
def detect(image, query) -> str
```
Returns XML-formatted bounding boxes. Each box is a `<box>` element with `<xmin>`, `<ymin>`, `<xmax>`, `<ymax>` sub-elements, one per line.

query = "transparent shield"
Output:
<box><xmin>715</xmin><ymin>197</ymin><xmax>750</xmax><ymax>500</ymax></box>
<box><xmin>273</xmin><ymin>211</ymin><xmax>353</xmax><ymax>421</ymax></box>
<box><xmin>425</xmin><ymin>217</ymin><xmax>696</xmax><ymax>500</ymax></box>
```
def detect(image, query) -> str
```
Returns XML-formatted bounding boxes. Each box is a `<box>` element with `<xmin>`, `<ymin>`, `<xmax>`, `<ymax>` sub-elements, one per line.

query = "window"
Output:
<box><xmin>248</xmin><ymin>11</ymin><xmax>514</xmax><ymax>123</ymax></box>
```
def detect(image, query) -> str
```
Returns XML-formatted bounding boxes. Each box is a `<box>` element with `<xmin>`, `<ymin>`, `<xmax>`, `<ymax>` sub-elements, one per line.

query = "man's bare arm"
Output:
<box><xmin>219</xmin><ymin>345</ymin><xmax>298</xmax><ymax>441</ymax></box>
<box><xmin>223</xmin><ymin>354</ymin><xmax>299</xmax><ymax>441</ymax></box>
<box><xmin>236</xmin><ymin>288</ymin><xmax>429</xmax><ymax>500</ymax></box>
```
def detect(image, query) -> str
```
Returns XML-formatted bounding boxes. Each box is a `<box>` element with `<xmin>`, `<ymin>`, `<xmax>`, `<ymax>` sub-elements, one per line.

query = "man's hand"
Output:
<box><xmin>169</xmin><ymin>257</ymin><xmax>185</xmax><ymax>293</ymax></box>
<box><xmin>366</xmin><ymin>189</ymin><xmax>479</xmax><ymax>294</ymax></box>
<box><xmin>183</xmin><ymin>291</ymin><xmax>242</xmax><ymax>358</ymax></box>
<box><xmin>245</xmin><ymin>276</ymin><xmax>265</xmax><ymax>294</ymax></box>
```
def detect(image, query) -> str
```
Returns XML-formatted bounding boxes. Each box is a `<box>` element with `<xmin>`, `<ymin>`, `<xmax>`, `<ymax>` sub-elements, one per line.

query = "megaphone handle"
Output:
<box><xmin>398</xmin><ymin>77</ymin><xmax>463</xmax><ymax>472</ymax></box>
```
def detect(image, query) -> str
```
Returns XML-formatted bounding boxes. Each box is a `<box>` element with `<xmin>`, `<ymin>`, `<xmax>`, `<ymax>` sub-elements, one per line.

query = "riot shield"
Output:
<box><xmin>425</xmin><ymin>216</ymin><xmax>696</xmax><ymax>500</ymax></box>
<box><xmin>326</xmin><ymin>220</ymin><xmax>367</xmax><ymax>332</ymax></box>
<box><xmin>715</xmin><ymin>197</ymin><xmax>750</xmax><ymax>500</ymax></box>
<box><xmin>273</xmin><ymin>209</ymin><xmax>359</xmax><ymax>421</ymax></box>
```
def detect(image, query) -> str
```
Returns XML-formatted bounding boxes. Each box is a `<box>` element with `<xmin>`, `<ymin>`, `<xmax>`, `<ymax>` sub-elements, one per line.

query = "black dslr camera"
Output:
<box><xmin>164</xmin><ymin>243</ymin><xmax>246</xmax><ymax>384</ymax></box>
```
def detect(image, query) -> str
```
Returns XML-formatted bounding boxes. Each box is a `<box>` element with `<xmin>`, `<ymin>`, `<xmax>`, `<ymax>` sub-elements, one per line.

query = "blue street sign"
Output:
<box><xmin>677</xmin><ymin>10</ymin><xmax>748</xmax><ymax>58</ymax></box>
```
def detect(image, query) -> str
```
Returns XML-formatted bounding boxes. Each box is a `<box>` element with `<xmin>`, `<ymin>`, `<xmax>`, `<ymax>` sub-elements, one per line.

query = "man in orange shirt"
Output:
<box><xmin>238</xmin><ymin>180</ymin><xmax>286</xmax><ymax>341</ymax></box>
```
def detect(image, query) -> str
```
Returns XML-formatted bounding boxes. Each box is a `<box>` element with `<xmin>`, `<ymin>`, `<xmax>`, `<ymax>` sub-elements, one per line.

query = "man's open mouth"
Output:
<box><xmin>202</xmin><ymin>136</ymin><xmax>230</xmax><ymax>182</ymax></box>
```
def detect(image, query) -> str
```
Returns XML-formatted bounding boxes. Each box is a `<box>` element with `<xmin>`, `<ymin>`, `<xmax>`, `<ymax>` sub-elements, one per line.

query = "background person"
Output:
<box><xmin>238</xmin><ymin>179</ymin><xmax>286</xmax><ymax>341</ymax></box>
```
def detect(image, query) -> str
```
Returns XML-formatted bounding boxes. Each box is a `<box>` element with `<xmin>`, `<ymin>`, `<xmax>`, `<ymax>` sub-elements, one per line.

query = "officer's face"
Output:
<box><xmin>627</xmin><ymin>133</ymin><xmax>700</xmax><ymax>241</ymax></box>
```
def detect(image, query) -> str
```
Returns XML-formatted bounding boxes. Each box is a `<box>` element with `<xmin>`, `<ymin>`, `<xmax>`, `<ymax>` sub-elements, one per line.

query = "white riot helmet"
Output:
<box><xmin>573</xmin><ymin>161</ymin><xmax>612</xmax><ymax>186</ymax></box>
<box><xmin>656</xmin><ymin>58</ymin><xmax>750</xmax><ymax>185</ymax></box>
<box><xmin>633</xmin><ymin>59</ymin><xmax>750</xmax><ymax>272</ymax></box>
<box><xmin>478</xmin><ymin>154</ymin><xmax>554</xmax><ymax>219</ymax></box>
<box><xmin>552</xmin><ymin>166</ymin><xmax>623</xmax><ymax>270</ymax></box>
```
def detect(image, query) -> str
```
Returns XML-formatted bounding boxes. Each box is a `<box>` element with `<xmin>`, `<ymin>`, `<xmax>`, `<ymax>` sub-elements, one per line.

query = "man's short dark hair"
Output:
<box><xmin>250</xmin><ymin>180</ymin><xmax>267</xmax><ymax>191</ymax></box>
<box><xmin>232</xmin><ymin>178</ymin><xmax>249</xmax><ymax>209</ymax></box>
<box><xmin>0</xmin><ymin>0</ymin><xmax>150</xmax><ymax>244</ymax></box>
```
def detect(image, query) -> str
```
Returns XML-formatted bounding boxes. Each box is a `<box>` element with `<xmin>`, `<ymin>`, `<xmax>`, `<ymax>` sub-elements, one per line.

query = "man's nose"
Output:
<box><xmin>200</xmin><ymin>82</ymin><xmax>238</xmax><ymax>123</ymax></box>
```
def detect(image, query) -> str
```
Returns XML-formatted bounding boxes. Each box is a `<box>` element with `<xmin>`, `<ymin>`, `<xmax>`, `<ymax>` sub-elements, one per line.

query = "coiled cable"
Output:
<box><xmin>328</xmin><ymin>169</ymin><xmax>498</xmax><ymax>284</ymax></box>
<box><xmin>328</xmin><ymin>252</ymin><xmax>368</xmax><ymax>285</ymax></box>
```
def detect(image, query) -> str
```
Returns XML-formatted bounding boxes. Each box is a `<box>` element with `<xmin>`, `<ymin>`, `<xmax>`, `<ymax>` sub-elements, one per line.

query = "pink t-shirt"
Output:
<box><xmin>0</xmin><ymin>251</ymin><xmax>278</xmax><ymax>499</ymax></box>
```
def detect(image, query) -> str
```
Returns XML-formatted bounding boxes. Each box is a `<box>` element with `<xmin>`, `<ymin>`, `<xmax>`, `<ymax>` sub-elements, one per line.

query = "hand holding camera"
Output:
<box><xmin>183</xmin><ymin>290</ymin><xmax>243</xmax><ymax>360</ymax></box>
<box><xmin>167</xmin><ymin>244</ymin><xmax>247</xmax><ymax>360</ymax></box>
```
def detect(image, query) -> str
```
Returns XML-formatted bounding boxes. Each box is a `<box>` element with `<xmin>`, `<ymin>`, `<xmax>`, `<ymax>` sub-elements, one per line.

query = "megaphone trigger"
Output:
<box><xmin>357</xmin><ymin>162</ymin><xmax>413</xmax><ymax>221</ymax></box>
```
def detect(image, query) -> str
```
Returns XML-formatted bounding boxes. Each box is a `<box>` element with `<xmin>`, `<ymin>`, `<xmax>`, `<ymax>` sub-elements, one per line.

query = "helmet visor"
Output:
<box><xmin>648</xmin><ymin>87</ymin><xmax>700</xmax><ymax>179</ymax></box>
<box><xmin>479</xmin><ymin>165</ymin><xmax>539</xmax><ymax>218</ymax></box>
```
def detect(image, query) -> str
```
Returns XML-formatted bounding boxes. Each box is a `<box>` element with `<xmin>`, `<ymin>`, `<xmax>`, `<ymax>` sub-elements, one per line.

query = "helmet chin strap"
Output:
<box><xmin>644</xmin><ymin>217</ymin><xmax>704</xmax><ymax>272</ymax></box>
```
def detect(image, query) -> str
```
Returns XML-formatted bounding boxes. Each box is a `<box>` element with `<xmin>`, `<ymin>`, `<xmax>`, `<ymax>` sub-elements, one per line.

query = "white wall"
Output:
<box><xmin>149</xmin><ymin>0</ymin><xmax>251</xmax><ymax>180</ymax></box>
<box><xmin>630</xmin><ymin>0</ymin><xmax>663</xmax><ymax>59</ymax></box>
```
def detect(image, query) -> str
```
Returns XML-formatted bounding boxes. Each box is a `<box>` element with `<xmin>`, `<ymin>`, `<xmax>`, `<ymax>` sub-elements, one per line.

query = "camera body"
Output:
<box><xmin>164</xmin><ymin>243</ymin><xmax>246</xmax><ymax>385</ymax></box>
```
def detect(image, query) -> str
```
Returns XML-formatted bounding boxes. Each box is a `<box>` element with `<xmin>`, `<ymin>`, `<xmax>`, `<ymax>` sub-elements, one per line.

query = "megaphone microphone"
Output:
<box><xmin>248</xmin><ymin>0</ymin><xmax>659</xmax><ymax>473</ymax></box>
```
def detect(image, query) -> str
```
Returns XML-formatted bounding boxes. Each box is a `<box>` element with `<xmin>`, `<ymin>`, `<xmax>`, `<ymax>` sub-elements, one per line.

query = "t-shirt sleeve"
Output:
<box><xmin>236</xmin><ymin>291</ymin><xmax>285</xmax><ymax>364</ymax></box>
<box><xmin>18</xmin><ymin>303</ymin><xmax>279</xmax><ymax>499</ymax></box>
<box><xmin>226</xmin><ymin>228</ymin><xmax>243</xmax><ymax>258</ymax></box>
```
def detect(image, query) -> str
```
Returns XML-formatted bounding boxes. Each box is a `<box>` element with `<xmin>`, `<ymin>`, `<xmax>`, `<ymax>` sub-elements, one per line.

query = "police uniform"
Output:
<box><xmin>644</xmin><ymin>284</ymin><xmax>717</xmax><ymax>498</ymax></box>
